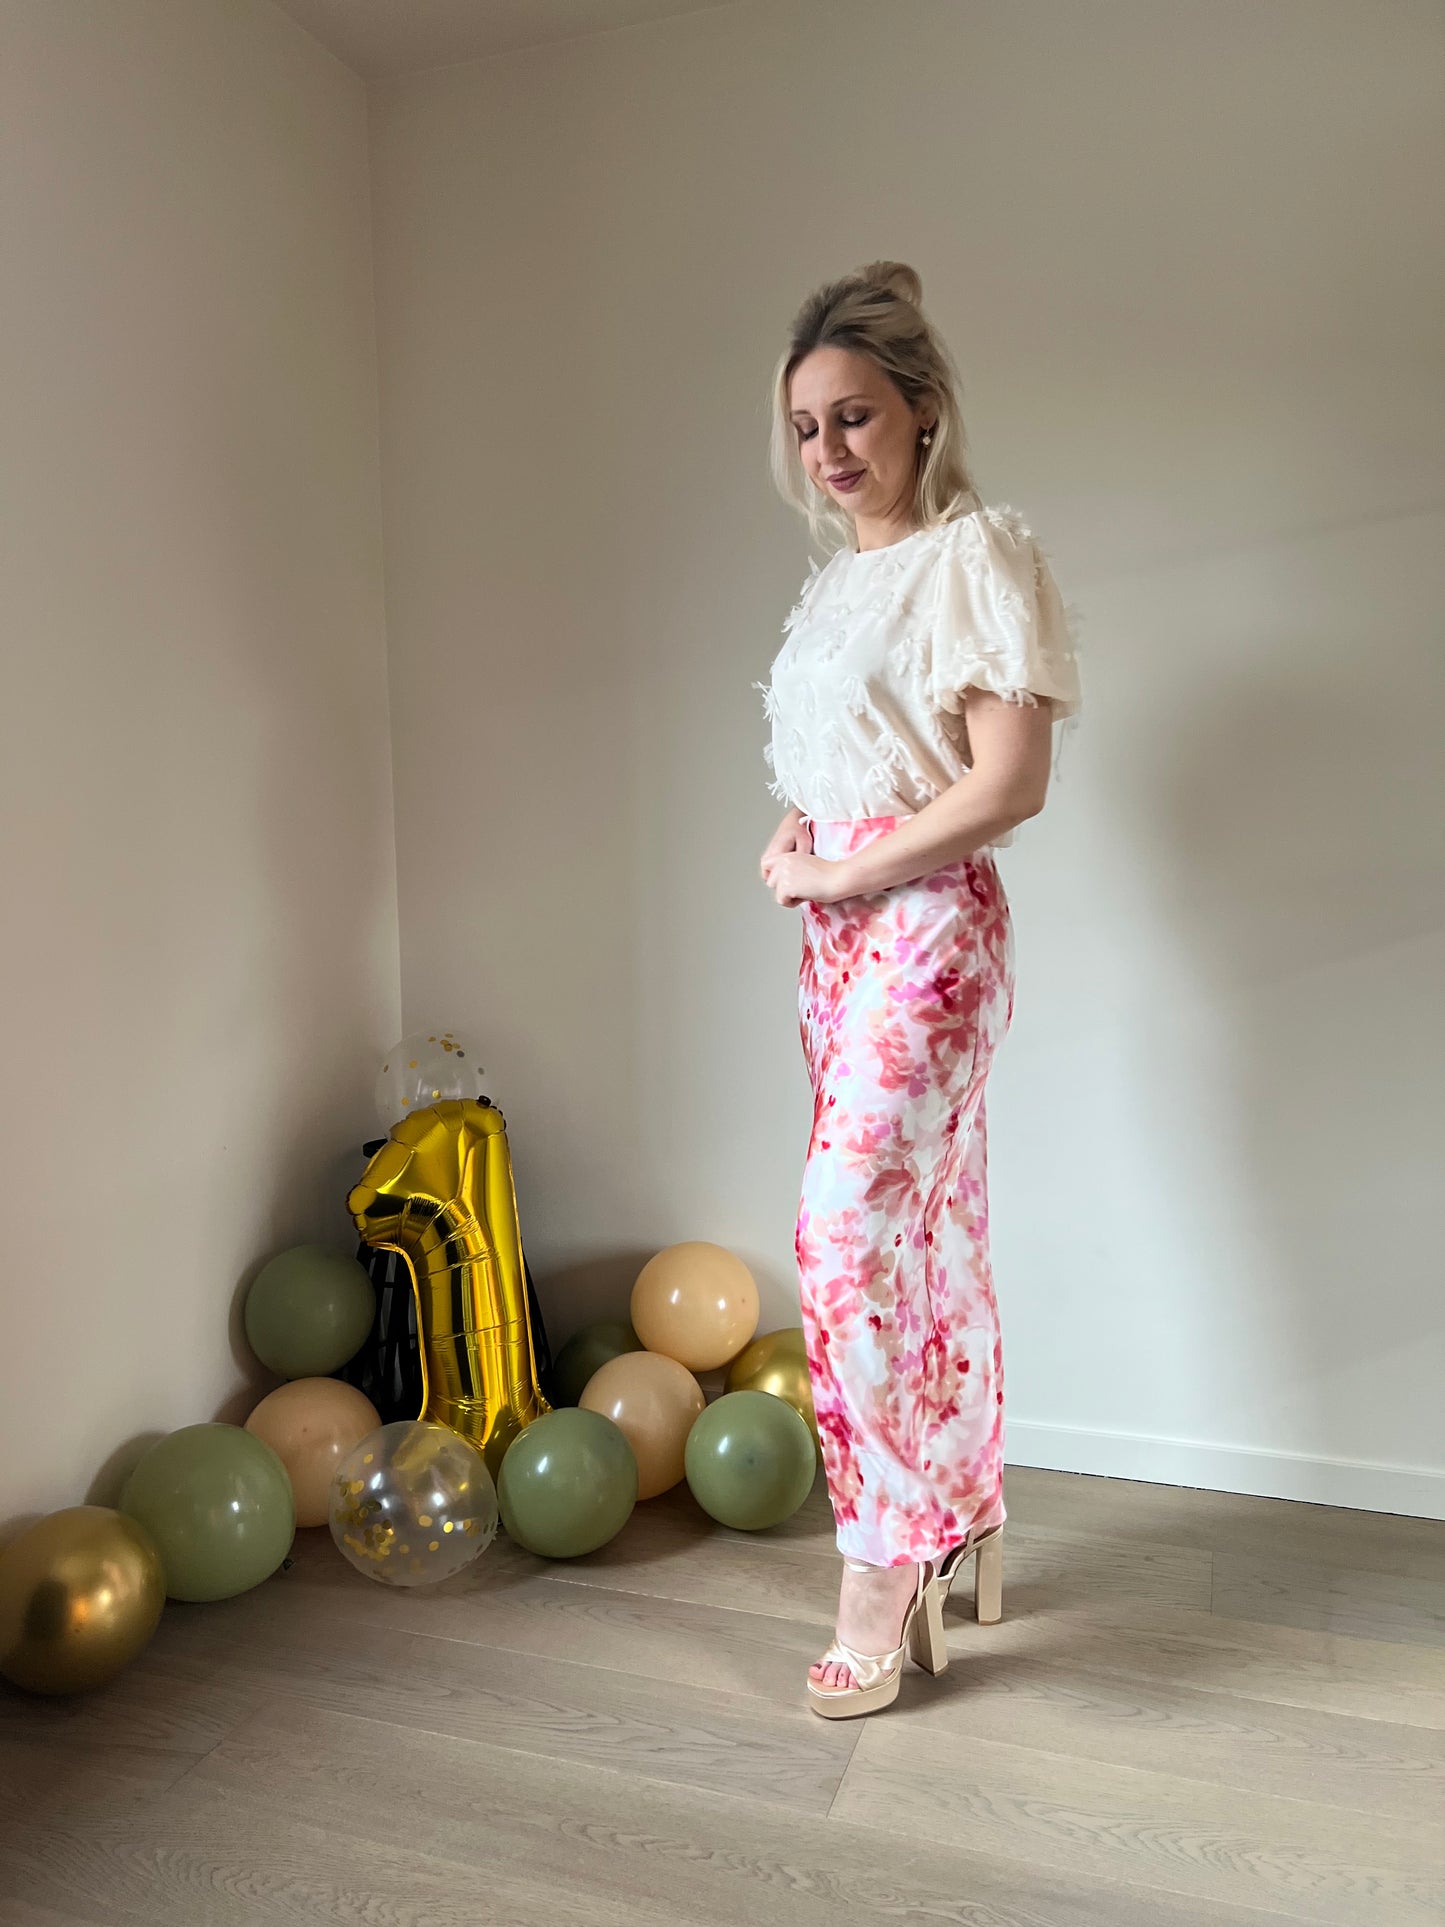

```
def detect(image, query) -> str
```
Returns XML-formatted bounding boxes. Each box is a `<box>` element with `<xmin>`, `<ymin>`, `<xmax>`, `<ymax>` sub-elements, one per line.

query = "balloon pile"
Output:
<box><xmin>0</xmin><ymin>1025</ymin><xmax>825</xmax><ymax>1701</ymax></box>
<box><xmin>516</xmin><ymin>1238</ymin><xmax>820</xmax><ymax>1545</ymax></box>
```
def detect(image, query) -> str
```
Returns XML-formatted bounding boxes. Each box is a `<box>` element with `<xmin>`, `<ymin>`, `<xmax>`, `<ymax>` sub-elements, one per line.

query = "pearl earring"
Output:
<box><xmin>921</xmin><ymin>429</ymin><xmax>933</xmax><ymax>447</ymax></box>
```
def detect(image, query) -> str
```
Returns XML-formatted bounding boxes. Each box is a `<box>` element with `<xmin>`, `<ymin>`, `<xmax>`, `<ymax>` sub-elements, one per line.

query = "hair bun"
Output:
<box><xmin>853</xmin><ymin>259</ymin><xmax>923</xmax><ymax>308</ymax></box>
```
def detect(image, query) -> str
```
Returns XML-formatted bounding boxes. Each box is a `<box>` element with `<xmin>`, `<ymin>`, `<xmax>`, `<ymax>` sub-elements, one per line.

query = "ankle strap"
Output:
<box><xmin>842</xmin><ymin>1555</ymin><xmax>934</xmax><ymax>1575</ymax></box>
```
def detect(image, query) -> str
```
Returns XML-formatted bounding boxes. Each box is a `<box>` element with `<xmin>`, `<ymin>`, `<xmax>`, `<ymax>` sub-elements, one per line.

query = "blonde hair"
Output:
<box><xmin>767</xmin><ymin>259</ymin><xmax>981</xmax><ymax>554</ymax></box>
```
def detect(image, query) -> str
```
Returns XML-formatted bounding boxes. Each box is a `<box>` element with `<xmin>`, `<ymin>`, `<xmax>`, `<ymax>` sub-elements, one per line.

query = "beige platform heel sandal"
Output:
<box><xmin>806</xmin><ymin>1556</ymin><xmax>948</xmax><ymax>1719</ymax></box>
<box><xmin>934</xmin><ymin>1520</ymin><xmax>1004</xmax><ymax>1624</ymax></box>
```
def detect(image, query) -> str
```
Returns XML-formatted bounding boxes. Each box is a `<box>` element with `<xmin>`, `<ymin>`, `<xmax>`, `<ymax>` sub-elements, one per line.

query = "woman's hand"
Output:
<box><xmin>760</xmin><ymin>807</ymin><xmax>812</xmax><ymax>876</ymax></box>
<box><xmin>764</xmin><ymin>849</ymin><xmax>858</xmax><ymax>908</ymax></box>
<box><xmin>761</xmin><ymin>810</ymin><xmax>857</xmax><ymax>907</ymax></box>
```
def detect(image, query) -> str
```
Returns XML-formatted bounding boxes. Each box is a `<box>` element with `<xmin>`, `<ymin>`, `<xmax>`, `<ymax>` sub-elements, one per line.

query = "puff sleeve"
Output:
<box><xmin>927</xmin><ymin>506</ymin><xmax>1081</xmax><ymax>720</ymax></box>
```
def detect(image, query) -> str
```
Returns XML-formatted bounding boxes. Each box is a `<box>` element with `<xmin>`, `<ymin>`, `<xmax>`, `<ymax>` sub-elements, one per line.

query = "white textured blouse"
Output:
<box><xmin>755</xmin><ymin>503</ymin><xmax>1081</xmax><ymax>843</ymax></box>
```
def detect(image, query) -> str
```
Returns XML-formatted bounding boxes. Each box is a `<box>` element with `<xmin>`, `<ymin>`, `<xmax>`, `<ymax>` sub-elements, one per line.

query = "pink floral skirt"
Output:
<box><xmin>796</xmin><ymin>814</ymin><xmax>1015</xmax><ymax>1567</ymax></box>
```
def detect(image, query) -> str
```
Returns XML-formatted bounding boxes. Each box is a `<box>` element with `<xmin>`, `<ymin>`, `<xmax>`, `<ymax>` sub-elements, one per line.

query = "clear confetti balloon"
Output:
<box><xmin>375</xmin><ymin>1028</ymin><xmax>490</xmax><ymax>1133</ymax></box>
<box><xmin>328</xmin><ymin>1420</ymin><xmax>498</xmax><ymax>1587</ymax></box>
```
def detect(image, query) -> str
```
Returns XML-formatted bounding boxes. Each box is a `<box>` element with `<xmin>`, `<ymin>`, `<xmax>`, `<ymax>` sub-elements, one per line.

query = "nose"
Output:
<box><xmin>819</xmin><ymin>426</ymin><xmax>852</xmax><ymax>467</ymax></box>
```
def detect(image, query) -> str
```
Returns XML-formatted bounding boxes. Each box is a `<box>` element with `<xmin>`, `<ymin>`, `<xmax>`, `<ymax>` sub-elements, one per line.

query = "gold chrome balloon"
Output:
<box><xmin>725</xmin><ymin>1326</ymin><xmax>821</xmax><ymax>1463</ymax></box>
<box><xmin>348</xmin><ymin>1100</ymin><xmax>550</xmax><ymax>1481</ymax></box>
<box><xmin>0</xmin><ymin>1506</ymin><xmax>165</xmax><ymax>1695</ymax></box>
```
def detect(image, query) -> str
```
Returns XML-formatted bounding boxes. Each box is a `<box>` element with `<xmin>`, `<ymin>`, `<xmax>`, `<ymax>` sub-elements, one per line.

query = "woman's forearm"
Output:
<box><xmin>839</xmin><ymin>776</ymin><xmax>1042</xmax><ymax>895</ymax></box>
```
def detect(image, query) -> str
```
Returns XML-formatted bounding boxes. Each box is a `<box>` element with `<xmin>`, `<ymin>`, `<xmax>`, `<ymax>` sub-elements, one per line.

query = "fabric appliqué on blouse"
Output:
<box><xmin>886</xmin><ymin>630</ymin><xmax>931</xmax><ymax>679</ymax></box>
<box><xmin>756</xmin><ymin>504</ymin><xmax>1082</xmax><ymax>830</ymax></box>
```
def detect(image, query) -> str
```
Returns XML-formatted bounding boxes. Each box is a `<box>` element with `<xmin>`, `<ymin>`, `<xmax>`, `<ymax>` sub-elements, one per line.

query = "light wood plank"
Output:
<box><xmin>177</xmin><ymin>1556</ymin><xmax>840</xmax><ymax>1710</ymax></box>
<box><xmin>0</xmin><ymin>1734</ymin><xmax>198</xmax><ymax>1825</ymax></box>
<box><xmin>940</xmin><ymin>1598</ymin><xmax>1445</xmax><ymax>1728</ymax></box>
<box><xmin>509</xmin><ymin>1485</ymin><xmax>1218</xmax><ymax>1624</ymax></box>
<box><xmin>0</xmin><ymin>1644</ymin><xmax>253</xmax><ymax>1763</ymax></box>
<box><xmin>0</xmin><ymin>1779</ymin><xmax>689</xmax><ymax>1927</ymax></box>
<box><xmin>0</xmin><ymin>1900</ymin><xmax>136</xmax><ymax>1927</ymax></box>
<box><xmin>188</xmin><ymin>1696</ymin><xmax>1329</xmax><ymax>1927</ymax></box>
<box><xmin>832</xmin><ymin>1717</ymin><xmax>1445</xmax><ymax>1926</ymax></box>
<box><xmin>1211</xmin><ymin>1547</ymin><xmax>1445</xmax><ymax>1646</ymax></box>
<box><xmin>1006</xmin><ymin>1466</ymin><xmax>1445</xmax><ymax>1582</ymax></box>
<box><xmin>147</xmin><ymin>1577</ymin><xmax>859</xmax><ymax>1816</ymax></box>
<box><xmin>860</xmin><ymin>1643</ymin><xmax>1445</xmax><ymax>1824</ymax></box>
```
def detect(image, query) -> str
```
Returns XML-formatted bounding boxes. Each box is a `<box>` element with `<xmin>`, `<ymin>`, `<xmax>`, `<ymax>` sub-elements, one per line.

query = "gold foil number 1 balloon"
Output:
<box><xmin>348</xmin><ymin>1100</ymin><xmax>550</xmax><ymax>1482</ymax></box>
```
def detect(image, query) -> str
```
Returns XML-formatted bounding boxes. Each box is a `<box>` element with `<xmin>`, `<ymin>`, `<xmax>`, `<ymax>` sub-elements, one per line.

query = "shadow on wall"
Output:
<box><xmin>538</xmin><ymin>1249</ymin><xmax>661</xmax><ymax>1355</ymax></box>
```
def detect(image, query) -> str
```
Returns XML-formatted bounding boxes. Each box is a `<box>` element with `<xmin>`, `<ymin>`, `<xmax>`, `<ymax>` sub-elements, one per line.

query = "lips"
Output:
<box><xmin>829</xmin><ymin>469</ymin><xmax>865</xmax><ymax>489</ymax></box>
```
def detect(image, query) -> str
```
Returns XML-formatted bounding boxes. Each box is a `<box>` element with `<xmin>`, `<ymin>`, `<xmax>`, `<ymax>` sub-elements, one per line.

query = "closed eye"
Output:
<box><xmin>798</xmin><ymin>414</ymin><xmax>868</xmax><ymax>441</ymax></box>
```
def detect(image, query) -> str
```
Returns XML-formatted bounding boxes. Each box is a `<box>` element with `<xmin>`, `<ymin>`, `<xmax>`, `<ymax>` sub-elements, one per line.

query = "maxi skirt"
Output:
<box><xmin>796</xmin><ymin>814</ymin><xmax>1015</xmax><ymax>1568</ymax></box>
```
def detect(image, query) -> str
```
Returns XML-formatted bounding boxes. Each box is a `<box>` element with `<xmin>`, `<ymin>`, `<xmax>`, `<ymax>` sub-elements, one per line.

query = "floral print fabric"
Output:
<box><xmin>796</xmin><ymin>814</ymin><xmax>1014</xmax><ymax>1567</ymax></box>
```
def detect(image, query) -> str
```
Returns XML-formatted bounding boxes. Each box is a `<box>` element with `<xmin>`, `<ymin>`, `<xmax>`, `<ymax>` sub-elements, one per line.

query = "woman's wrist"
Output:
<box><xmin>842</xmin><ymin>793</ymin><xmax>1025</xmax><ymax>895</ymax></box>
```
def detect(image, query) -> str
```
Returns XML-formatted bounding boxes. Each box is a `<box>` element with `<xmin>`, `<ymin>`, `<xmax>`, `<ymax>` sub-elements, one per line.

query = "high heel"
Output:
<box><xmin>806</xmin><ymin>1556</ymin><xmax>948</xmax><ymax>1719</ymax></box>
<box><xmin>934</xmin><ymin>1520</ymin><xmax>1004</xmax><ymax>1624</ymax></box>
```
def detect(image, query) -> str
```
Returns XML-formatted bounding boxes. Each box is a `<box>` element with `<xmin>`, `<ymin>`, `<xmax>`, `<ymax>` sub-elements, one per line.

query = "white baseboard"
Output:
<box><xmin>1005</xmin><ymin>1420</ymin><xmax>1445</xmax><ymax>1521</ymax></box>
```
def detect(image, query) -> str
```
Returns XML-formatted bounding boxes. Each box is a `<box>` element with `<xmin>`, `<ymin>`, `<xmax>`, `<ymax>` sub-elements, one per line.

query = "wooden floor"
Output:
<box><xmin>1</xmin><ymin>1464</ymin><xmax>1442</xmax><ymax>1927</ymax></box>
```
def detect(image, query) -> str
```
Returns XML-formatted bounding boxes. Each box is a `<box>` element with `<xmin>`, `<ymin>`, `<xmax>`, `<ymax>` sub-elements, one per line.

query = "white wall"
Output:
<box><xmin>0</xmin><ymin>1</ymin><xmax>399</xmax><ymax>1519</ymax></box>
<box><xmin>368</xmin><ymin>0</ymin><xmax>1444</xmax><ymax>1514</ymax></box>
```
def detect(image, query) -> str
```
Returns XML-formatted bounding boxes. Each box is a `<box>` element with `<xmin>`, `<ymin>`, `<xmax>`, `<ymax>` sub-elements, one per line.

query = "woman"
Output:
<box><xmin>755</xmin><ymin>261</ymin><xmax>1081</xmax><ymax>1718</ymax></box>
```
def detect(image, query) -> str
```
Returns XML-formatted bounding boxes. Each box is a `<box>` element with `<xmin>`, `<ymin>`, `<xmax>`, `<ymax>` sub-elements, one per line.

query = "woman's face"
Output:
<box><xmin>788</xmin><ymin>345</ymin><xmax>932</xmax><ymax>527</ymax></box>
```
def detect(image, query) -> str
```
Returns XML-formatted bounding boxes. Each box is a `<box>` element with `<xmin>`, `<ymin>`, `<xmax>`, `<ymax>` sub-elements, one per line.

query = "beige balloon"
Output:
<box><xmin>630</xmin><ymin>1241</ymin><xmax>760</xmax><ymax>1373</ymax></box>
<box><xmin>579</xmin><ymin>1351</ymin><xmax>706</xmax><ymax>1500</ymax></box>
<box><xmin>245</xmin><ymin>1377</ymin><xmax>382</xmax><ymax>1527</ymax></box>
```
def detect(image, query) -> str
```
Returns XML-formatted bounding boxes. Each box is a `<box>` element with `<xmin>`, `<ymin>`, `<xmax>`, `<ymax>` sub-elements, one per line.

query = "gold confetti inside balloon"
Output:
<box><xmin>328</xmin><ymin>1420</ymin><xmax>498</xmax><ymax>1587</ymax></box>
<box><xmin>631</xmin><ymin>1241</ymin><xmax>760</xmax><ymax>1372</ymax></box>
<box><xmin>0</xmin><ymin>1506</ymin><xmax>165</xmax><ymax>1695</ymax></box>
<box><xmin>724</xmin><ymin>1326</ymin><xmax>821</xmax><ymax>1464</ymax></box>
<box><xmin>375</xmin><ymin>1028</ymin><xmax>490</xmax><ymax>1134</ymax></box>
<box><xmin>349</xmin><ymin>1100</ymin><xmax>551</xmax><ymax>1483</ymax></box>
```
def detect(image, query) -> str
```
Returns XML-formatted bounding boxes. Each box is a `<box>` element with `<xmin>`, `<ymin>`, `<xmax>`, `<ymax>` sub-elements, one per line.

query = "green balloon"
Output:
<box><xmin>121</xmin><ymin>1423</ymin><xmax>294</xmax><ymax>1602</ymax></box>
<box><xmin>551</xmin><ymin>1319</ymin><xmax>645</xmax><ymax>1407</ymax></box>
<box><xmin>244</xmin><ymin>1244</ymin><xmax>376</xmax><ymax>1378</ymax></box>
<box><xmin>684</xmin><ymin>1390</ymin><xmax>817</xmax><ymax>1530</ymax></box>
<box><xmin>497</xmin><ymin>1408</ymin><xmax>637</xmax><ymax>1558</ymax></box>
